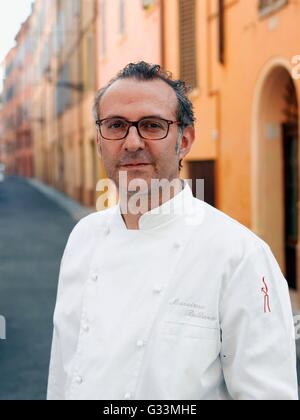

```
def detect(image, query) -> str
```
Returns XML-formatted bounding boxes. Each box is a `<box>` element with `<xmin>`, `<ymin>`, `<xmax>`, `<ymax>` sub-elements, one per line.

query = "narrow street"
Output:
<box><xmin>0</xmin><ymin>176</ymin><xmax>76</xmax><ymax>400</ymax></box>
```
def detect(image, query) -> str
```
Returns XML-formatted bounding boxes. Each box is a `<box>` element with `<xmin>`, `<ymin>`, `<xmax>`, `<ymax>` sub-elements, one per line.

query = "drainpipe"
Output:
<box><xmin>160</xmin><ymin>0</ymin><xmax>165</xmax><ymax>68</ymax></box>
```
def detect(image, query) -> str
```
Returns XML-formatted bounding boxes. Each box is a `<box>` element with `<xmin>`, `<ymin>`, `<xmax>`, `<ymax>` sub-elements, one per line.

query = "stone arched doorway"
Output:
<box><xmin>252</xmin><ymin>63</ymin><xmax>299</xmax><ymax>290</ymax></box>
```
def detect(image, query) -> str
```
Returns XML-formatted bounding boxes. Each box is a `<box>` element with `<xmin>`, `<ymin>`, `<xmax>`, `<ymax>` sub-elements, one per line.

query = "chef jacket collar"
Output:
<box><xmin>114</xmin><ymin>179</ymin><xmax>195</xmax><ymax>231</ymax></box>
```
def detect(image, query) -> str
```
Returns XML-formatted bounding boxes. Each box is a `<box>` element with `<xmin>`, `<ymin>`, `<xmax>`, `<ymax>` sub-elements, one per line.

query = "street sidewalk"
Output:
<box><xmin>0</xmin><ymin>176</ymin><xmax>77</xmax><ymax>399</ymax></box>
<box><xmin>27</xmin><ymin>178</ymin><xmax>94</xmax><ymax>222</ymax></box>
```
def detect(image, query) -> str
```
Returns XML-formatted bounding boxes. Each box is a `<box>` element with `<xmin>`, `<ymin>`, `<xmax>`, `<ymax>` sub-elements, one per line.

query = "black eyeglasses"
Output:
<box><xmin>95</xmin><ymin>117</ymin><xmax>181</xmax><ymax>141</ymax></box>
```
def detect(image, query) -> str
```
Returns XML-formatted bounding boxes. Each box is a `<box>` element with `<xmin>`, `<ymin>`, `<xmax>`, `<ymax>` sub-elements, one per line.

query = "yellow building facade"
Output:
<box><xmin>28</xmin><ymin>0</ymin><xmax>98</xmax><ymax>206</ymax></box>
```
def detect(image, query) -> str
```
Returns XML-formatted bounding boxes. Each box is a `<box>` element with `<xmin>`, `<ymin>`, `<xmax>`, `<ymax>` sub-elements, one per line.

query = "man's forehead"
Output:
<box><xmin>100</xmin><ymin>78</ymin><xmax>177</xmax><ymax>118</ymax></box>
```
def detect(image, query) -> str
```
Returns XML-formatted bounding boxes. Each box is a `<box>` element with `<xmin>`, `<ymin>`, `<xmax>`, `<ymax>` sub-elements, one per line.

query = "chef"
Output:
<box><xmin>47</xmin><ymin>61</ymin><xmax>298</xmax><ymax>400</ymax></box>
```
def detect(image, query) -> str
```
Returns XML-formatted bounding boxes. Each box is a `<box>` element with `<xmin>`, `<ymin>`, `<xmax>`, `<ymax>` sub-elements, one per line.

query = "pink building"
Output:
<box><xmin>95</xmin><ymin>0</ymin><xmax>162</xmax><ymax>89</ymax></box>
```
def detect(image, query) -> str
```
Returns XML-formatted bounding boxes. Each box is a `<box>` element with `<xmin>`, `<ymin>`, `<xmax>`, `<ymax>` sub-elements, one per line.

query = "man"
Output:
<box><xmin>47</xmin><ymin>62</ymin><xmax>298</xmax><ymax>400</ymax></box>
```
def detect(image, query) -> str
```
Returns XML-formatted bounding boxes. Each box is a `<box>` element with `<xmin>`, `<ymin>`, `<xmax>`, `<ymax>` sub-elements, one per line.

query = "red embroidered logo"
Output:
<box><xmin>261</xmin><ymin>277</ymin><xmax>271</xmax><ymax>313</ymax></box>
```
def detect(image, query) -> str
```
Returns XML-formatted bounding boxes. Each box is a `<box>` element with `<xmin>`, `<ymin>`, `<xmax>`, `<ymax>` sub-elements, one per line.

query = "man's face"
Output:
<box><xmin>96</xmin><ymin>78</ymin><xmax>194</xmax><ymax>194</ymax></box>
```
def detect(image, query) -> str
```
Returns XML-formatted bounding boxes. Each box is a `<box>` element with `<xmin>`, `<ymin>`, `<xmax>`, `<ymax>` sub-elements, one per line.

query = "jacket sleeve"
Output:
<box><xmin>220</xmin><ymin>242</ymin><xmax>298</xmax><ymax>400</ymax></box>
<box><xmin>47</xmin><ymin>326</ymin><xmax>66</xmax><ymax>400</ymax></box>
<box><xmin>47</xmin><ymin>246</ymin><xmax>69</xmax><ymax>400</ymax></box>
<box><xmin>46</xmin><ymin>216</ymin><xmax>94</xmax><ymax>400</ymax></box>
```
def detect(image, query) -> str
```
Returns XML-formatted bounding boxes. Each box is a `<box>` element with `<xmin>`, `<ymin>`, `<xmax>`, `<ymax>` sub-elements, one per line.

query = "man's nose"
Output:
<box><xmin>123</xmin><ymin>126</ymin><xmax>145</xmax><ymax>151</ymax></box>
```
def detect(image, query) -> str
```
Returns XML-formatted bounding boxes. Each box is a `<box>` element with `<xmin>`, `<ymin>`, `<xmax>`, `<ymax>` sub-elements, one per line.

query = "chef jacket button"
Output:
<box><xmin>91</xmin><ymin>272</ymin><xmax>98</xmax><ymax>282</ymax></box>
<box><xmin>103</xmin><ymin>225</ymin><xmax>110</xmax><ymax>236</ymax></box>
<box><xmin>136</xmin><ymin>339</ymin><xmax>145</xmax><ymax>348</ymax></box>
<box><xmin>153</xmin><ymin>285</ymin><xmax>163</xmax><ymax>294</ymax></box>
<box><xmin>174</xmin><ymin>241</ymin><xmax>182</xmax><ymax>249</ymax></box>
<box><xmin>124</xmin><ymin>392</ymin><xmax>133</xmax><ymax>399</ymax></box>
<box><xmin>75</xmin><ymin>375</ymin><xmax>83</xmax><ymax>385</ymax></box>
<box><xmin>82</xmin><ymin>324</ymin><xmax>90</xmax><ymax>333</ymax></box>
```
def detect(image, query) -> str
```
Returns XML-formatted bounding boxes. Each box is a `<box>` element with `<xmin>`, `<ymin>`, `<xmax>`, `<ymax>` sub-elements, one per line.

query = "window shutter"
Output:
<box><xmin>258</xmin><ymin>0</ymin><xmax>288</xmax><ymax>17</ymax></box>
<box><xmin>179</xmin><ymin>0</ymin><xmax>197</xmax><ymax>89</ymax></box>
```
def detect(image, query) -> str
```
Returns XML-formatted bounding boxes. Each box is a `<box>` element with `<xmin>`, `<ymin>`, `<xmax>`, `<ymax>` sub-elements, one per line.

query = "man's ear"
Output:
<box><xmin>179</xmin><ymin>126</ymin><xmax>195</xmax><ymax>160</ymax></box>
<box><xmin>96</xmin><ymin>130</ymin><xmax>102</xmax><ymax>158</ymax></box>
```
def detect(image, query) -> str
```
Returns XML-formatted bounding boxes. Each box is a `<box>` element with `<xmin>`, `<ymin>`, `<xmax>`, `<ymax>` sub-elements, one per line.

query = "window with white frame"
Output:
<box><xmin>73</xmin><ymin>0</ymin><xmax>81</xmax><ymax>16</ymax></box>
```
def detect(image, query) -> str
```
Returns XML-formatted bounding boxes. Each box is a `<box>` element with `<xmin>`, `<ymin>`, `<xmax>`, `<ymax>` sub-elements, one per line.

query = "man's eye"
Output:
<box><xmin>142</xmin><ymin>120</ymin><xmax>163</xmax><ymax>129</ymax></box>
<box><xmin>108</xmin><ymin>120</ymin><xmax>126</xmax><ymax>129</ymax></box>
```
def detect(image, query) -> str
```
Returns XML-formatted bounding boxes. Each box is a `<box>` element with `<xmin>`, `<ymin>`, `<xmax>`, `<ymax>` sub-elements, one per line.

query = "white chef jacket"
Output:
<box><xmin>47</xmin><ymin>180</ymin><xmax>298</xmax><ymax>400</ymax></box>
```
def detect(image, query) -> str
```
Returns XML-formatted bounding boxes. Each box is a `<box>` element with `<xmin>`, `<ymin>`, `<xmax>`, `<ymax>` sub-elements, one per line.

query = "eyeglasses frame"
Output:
<box><xmin>95</xmin><ymin>117</ymin><xmax>181</xmax><ymax>141</ymax></box>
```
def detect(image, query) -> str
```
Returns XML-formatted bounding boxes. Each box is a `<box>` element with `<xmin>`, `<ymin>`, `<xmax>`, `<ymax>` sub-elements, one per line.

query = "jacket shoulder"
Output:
<box><xmin>197</xmin><ymin>199</ymin><xmax>270</xmax><ymax>253</ymax></box>
<box><xmin>66</xmin><ymin>205</ymin><xmax>117</xmax><ymax>245</ymax></box>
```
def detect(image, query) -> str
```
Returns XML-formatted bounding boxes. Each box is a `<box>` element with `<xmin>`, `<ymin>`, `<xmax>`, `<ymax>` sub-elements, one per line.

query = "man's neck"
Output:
<box><xmin>120</xmin><ymin>179</ymin><xmax>185</xmax><ymax>230</ymax></box>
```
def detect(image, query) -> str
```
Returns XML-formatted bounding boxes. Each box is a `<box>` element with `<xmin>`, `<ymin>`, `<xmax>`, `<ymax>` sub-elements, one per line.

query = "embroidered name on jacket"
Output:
<box><xmin>169</xmin><ymin>298</ymin><xmax>217</xmax><ymax>321</ymax></box>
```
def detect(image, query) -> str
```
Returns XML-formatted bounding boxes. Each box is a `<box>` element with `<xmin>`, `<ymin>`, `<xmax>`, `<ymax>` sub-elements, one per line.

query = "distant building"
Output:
<box><xmin>0</xmin><ymin>12</ymin><xmax>35</xmax><ymax>178</ymax></box>
<box><xmin>30</xmin><ymin>0</ymin><xmax>100</xmax><ymax>206</ymax></box>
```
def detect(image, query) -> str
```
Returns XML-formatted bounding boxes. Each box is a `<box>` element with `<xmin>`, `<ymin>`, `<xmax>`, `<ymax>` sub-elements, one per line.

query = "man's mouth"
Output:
<box><xmin>120</xmin><ymin>163</ymin><xmax>152</xmax><ymax>168</ymax></box>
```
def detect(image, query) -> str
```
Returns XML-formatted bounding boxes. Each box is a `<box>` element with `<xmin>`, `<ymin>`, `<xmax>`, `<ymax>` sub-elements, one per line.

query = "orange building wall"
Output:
<box><xmin>163</xmin><ymin>0</ymin><xmax>299</xmax><ymax>221</ymax></box>
<box><xmin>163</xmin><ymin>0</ymin><xmax>300</xmax><ymax>297</ymax></box>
